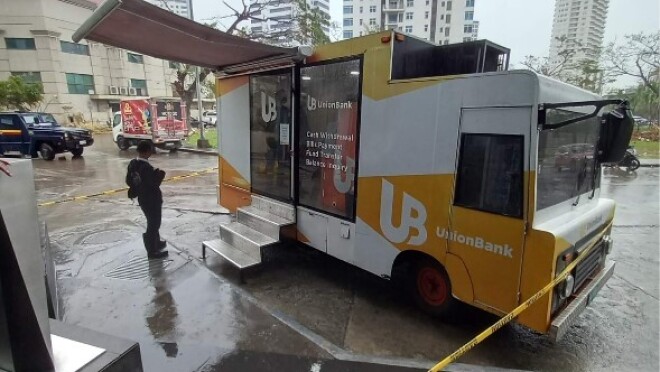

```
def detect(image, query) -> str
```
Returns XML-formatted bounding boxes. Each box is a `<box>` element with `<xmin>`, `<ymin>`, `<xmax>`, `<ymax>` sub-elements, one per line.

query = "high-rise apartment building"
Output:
<box><xmin>342</xmin><ymin>0</ymin><xmax>478</xmax><ymax>44</ymax></box>
<box><xmin>249</xmin><ymin>0</ymin><xmax>332</xmax><ymax>45</ymax></box>
<box><xmin>146</xmin><ymin>0</ymin><xmax>191</xmax><ymax>18</ymax></box>
<box><xmin>548</xmin><ymin>0</ymin><xmax>609</xmax><ymax>71</ymax></box>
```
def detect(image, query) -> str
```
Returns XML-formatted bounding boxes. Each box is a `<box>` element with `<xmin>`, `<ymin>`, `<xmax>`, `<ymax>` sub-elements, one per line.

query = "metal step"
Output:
<box><xmin>219</xmin><ymin>221</ymin><xmax>277</xmax><ymax>253</ymax></box>
<box><xmin>237</xmin><ymin>205</ymin><xmax>294</xmax><ymax>240</ymax></box>
<box><xmin>250</xmin><ymin>195</ymin><xmax>296</xmax><ymax>222</ymax></box>
<box><xmin>201</xmin><ymin>239</ymin><xmax>261</xmax><ymax>270</ymax></box>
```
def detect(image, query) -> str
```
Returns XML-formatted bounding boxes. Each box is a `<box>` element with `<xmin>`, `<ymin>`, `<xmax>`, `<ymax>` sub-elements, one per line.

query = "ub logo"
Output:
<box><xmin>307</xmin><ymin>95</ymin><xmax>317</xmax><ymax>111</ymax></box>
<box><xmin>261</xmin><ymin>92</ymin><xmax>277</xmax><ymax>122</ymax></box>
<box><xmin>379</xmin><ymin>179</ymin><xmax>427</xmax><ymax>246</ymax></box>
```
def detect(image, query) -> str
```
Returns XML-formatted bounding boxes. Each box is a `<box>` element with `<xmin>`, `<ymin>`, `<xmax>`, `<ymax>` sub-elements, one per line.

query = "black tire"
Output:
<box><xmin>71</xmin><ymin>148</ymin><xmax>84</xmax><ymax>157</ymax></box>
<box><xmin>117</xmin><ymin>136</ymin><xmax>130</xmax><ymax>150</ymax></box>
<box><xmin>628</xmin><ymin>157</ymin><xmax>640</xmax><ymax>171</ymax></box>
<box><xmin>40</xmin><ymin>143</ymin><xmax>55</xmax><ymax>161</ymax></box>
<box><xmin>408</xmin><ymin>257</ymin><xmax>456</xmax><ymax>317</ymax></box>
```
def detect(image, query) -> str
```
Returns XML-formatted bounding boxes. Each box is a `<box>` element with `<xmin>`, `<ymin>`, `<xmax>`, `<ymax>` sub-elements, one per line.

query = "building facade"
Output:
<box><xmin>0</xmin><ymin>0</ymin><xmax>178</xmax><ymax>123</ymax></box>
<box><xmin>342</xmin><ymin>0</ymin><xmax>479</xmax><ymax>44</ymax></box>
<box><xmin>548</xmin><ymin>0</ymin><xmax>609</xmax><ymax>73</ymax></box>
<box><xmin>249</xmin><ymin>0</ymin><xmax>332</xmax><ymax>45</ymax></box>
<box><xmin>146</xmin><ymin>0</ymin><xmax>191</xmax><ymax>18</ymax></box>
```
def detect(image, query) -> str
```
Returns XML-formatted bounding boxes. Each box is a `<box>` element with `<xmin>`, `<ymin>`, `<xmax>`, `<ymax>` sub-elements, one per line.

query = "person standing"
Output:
<box><xmin>126</xmin><ymin>141</ymin><xmax>168</xmax><ymax>259</ymax></box>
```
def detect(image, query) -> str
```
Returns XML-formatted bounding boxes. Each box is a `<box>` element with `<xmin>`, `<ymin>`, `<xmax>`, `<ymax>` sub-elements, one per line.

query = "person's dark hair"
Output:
<box><xmin>137</xmin><ymin>140</ymin><xmax>153</xmax><ymax>155</ymax></box>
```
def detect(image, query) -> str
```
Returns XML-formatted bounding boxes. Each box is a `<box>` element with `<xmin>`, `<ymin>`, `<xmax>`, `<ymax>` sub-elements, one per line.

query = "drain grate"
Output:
<box><xmin>105</xmin><ymin>256</ymin><xmax>173</xmax><ymax>280</ymax></box>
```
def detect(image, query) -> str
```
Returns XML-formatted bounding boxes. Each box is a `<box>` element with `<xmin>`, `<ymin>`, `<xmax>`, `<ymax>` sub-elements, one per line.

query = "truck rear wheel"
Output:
<box><xmin>117</xmin><ymin>136</ymin><xmax>129</xmax><ymax>150</ymax></box>
<box><xmin>40</xmin><ymin>143</ymin><xmax>55</xmax><ymax>161</ymax></box>
<box><xmin>409</xmin><ymin>257</ymin><xmax>456</xmax><ymax>317</ymax></box>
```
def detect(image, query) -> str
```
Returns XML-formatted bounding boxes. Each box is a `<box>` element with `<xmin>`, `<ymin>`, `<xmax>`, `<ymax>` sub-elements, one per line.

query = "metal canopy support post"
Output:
<box><xmin>188</xmin><ymin>0</ymin><xmax>209</xmax><ymax>148</ymax></box>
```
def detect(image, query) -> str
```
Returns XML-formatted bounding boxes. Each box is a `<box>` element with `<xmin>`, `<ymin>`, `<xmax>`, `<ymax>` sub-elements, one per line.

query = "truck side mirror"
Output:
<box><xmin>598</xmin><ymin>102</ymin><xmax>634</xmax><ymax>163</ymax></box>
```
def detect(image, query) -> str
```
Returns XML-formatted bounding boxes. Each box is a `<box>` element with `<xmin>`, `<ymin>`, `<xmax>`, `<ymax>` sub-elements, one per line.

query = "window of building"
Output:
<box><xmin>344</xmin><ymin>18</ymin><xmax>354</xmax><ymax>26</ymax></box>
<box><xmin>369</xmin><ymin>5</ymin><xmax>377</xmax><ymax>12</ymax></box>
<box><xmin>446</xmin><ymin>14</ymin><xmax>451</xmax><ymax>23</ymax></box>
<box><xmin>465</xmin><ymin>10</ymin><xmax>474</xmax><ymax>20</ymax></box>
<box><xmin>388</xmin><ymin>14</ymin><xmax>398</xmax><ymax>22</ymax></box>
<box><xmin>441</xmin><ymin>1</ymin><xmax>445</xmax><ymax>6</ymax></box>
<box><xmin>369</xmin><ymin>18</ymin><xmax>376</xmax><ymax>25</ymax></box>
<box><xmin>343</xmin><ymin>5</ymin><xmax>353</xmax><ymax>13</ymax></box>
<box><xmin>60</xmin><ymin>41</ymin><xmax>89</xmax><ymax>56</ymax></box>
<box><xmin>424</xmin><ymin>24</ymin><xmax>428</xmax><ymax>32</ymax></box>
<box><xmin>5</xmin><ymin>38</ymin><xmax>36</xmax><ymax>50</ymax></box>
<box><xmin>65</xmin><ymin>73</ymin><xmax>94</xmax><ymax>94</ymax></box>
<box><xmin>405</xmin><ymin>25</ymin><xmax>413</xmax><ymax>33</ymax></box>
<box><xmin>130</xmin><ymin>79</ymin><xmax>148</xmax><ymax>95</ymax></box>
<box><xmin>359</xmin><ymin>19</ymin><xmax>363</xmax><ymax>25</ymax></box>
<box><xmin>426</xmin><ymin>0</ymin><xmax>429</xmax><ymax>4</ymax></box>
<box><xmin>464</xmin><ymin>24</ymin><xmax>473</xmax><ymax>33</ymax></box>
<box><xmin>359</xmin><ymin>6</ymin><xmax>363</xmax><ymax>12</ymax></box>
<box><xmin>406</xmin><ymin>0</ymin><xmax>413</xmax><ymax>7</ymax></box>
<box><xmin>127</xmin><ymin>52</ymin><xmax>144</xmax><ymax>64</ymax></box>
<box><xmin>465</xmin><ymin>0</ymin><xmax>474</xmax><ymax>6</ymax></box>
<box><xmin>425</xmin><ymin>11</ymin><xmax>429</xmax><ymax>19</ymax></box>
<box><xmin>405</xmin><ymin>12</ymin><xmax>413</xmax><ymax>19</ymax></box>
<box><xmin>439</xmin><ymin>27</ymin><xmax>443</xmax><ymax>32</ymax></box>
<box><xmin>343</xmin><ymin>30</ymin><xmax>354</xmax><ymax>38</ymax></box>
<box><xmin>440</xmin><ymin>14</ymin><xmax>444</xmax><ymax>20</ymax></box>
<box><xmin>464</xmin><ymin>37</ymin><xmax>473</xmax><ymax>42</ymax></box>
<box><xmin>446</xmin><ymin>0</ymin><xmax>452</xmax><ymax>10</ymax></box>
<box><xmin>454</xmin><ymin>134</ymin><xmax>523</xmax><ymax>217</ymax></box>
<box><xmin>445</xmin><ymin>27</ymin><xmax>450</xmax><ymax>36</ymax></box>
<box><xmin>359</xmin><ymin>31</ymin><xmax>363</xmax><ymax>36</ymax></box>
<box><xmin>11</xmin><ymin>72</ymin><xmax>42</xmax><ymax>85</ymax></box>
<box><xmin>168</xmin><ymin>61</ymin><xmax>180</xmax><ymax>69</ymax></box>
<box><xmin>389</xmin><ymin>0</ymin><xmax>398</xmax><ymax>7</ymax></box>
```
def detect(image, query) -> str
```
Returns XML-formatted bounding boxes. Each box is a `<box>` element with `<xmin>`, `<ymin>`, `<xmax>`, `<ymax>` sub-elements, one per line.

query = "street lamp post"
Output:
<box><xmin>188</xmin><ymin>0</ymin><xmax>209</xmax><ymax>148</ymax></box>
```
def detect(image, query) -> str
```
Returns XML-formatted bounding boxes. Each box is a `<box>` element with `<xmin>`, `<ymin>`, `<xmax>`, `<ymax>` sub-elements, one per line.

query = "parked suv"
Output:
<box><xmin>0</xmin><ymin>112</ymin><xmax>94</xmax><ymax>160</ymax></box>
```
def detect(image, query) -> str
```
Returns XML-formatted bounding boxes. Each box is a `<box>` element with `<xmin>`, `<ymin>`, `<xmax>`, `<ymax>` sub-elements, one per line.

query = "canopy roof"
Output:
<box><xmin>72</xmin><ymin>0</ymin><xmax>299</xmax><ymax>71</ymax></box>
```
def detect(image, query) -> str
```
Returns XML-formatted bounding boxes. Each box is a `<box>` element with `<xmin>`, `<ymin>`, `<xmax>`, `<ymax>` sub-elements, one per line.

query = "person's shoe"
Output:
<box><xmin>147</xmin><ymin>250</ymin><xmax>169</xmax><ymax>259</ymax></box>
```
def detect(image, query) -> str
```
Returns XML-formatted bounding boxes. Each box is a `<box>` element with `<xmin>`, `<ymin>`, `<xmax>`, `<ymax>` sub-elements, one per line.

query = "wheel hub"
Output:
<box><xmin>417</xmin><ymin>267</ymin><xmax>447</xmax><ymax>306</ymax></box>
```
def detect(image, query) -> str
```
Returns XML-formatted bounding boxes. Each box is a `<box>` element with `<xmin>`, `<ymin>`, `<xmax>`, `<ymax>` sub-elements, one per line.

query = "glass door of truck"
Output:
<box><xmin>249</xmin><ymin>71</ymin><xmax>293</xmax><ymax>202</ymax></box>
<box><xmin>449</xmin><ymin>107</ymin><xmax>530</xmax><ymax>313</ymax></box>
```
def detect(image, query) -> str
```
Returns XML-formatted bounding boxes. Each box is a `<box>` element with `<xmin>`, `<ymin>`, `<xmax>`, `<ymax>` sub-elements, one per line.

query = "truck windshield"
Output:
<box><xmin>22</xmin><ymin>113</ymin><xmax>60</xmax><ymax>127</ymax></box>
<box><xmin>537</xmin><ymin>109</ymin><xmax>600</xmax><ymax>210</ymax></box>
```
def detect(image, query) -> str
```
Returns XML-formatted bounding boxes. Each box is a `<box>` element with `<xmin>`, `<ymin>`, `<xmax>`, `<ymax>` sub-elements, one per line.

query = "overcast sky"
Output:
<box><xmin>192</xmin><ymin>0</ymin><xmax>659</xmax><ymax>87</ymax></box>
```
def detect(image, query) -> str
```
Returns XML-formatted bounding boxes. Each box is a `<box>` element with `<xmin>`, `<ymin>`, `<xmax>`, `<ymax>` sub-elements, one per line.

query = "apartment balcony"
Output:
<box><xmin>383</xmin><ymin>2</ymin><xmax>404</xmax><ymax>12</ymax></box>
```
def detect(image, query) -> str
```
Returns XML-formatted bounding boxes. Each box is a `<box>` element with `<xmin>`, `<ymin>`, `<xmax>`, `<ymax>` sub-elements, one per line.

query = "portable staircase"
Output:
<box><xmin>202</xmin><ymin>195</ymin><xmax>295</xmax><ymax>274</ymax></box>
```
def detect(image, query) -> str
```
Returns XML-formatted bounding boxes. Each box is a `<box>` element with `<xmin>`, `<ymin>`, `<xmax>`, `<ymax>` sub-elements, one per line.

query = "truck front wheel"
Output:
<box><xmin>71</xmin><ymin>148</ymin><xmax>84</xmax><ymax>157</ymax></box>
<box><xmin>408</xmin><ymin>257</ymin><xmax>456</xmax><ymax>317</ymax></box>
<box><xmin>40</xmin><ymin>143</ymin><xmax>56</xmax><ymax>161</ymax></box>
<box><xmin>117</xmin><ymin>136</ymin><xmax>130</xmax><ymax>150</ymax></box>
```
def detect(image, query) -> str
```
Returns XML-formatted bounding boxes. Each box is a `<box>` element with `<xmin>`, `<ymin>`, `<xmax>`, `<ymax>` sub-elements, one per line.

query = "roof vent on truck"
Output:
<box><xmin>392</xmin><ymin>37</ymin><xmax>511</xmax><ymax>80</ymax></box>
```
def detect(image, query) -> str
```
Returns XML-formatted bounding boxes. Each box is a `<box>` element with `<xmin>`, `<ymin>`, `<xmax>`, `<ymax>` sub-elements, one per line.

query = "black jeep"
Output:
<box><xmin>0</xmin><ymin>112</ymin><xmax>94</xmax><ymax>160</ymax></box>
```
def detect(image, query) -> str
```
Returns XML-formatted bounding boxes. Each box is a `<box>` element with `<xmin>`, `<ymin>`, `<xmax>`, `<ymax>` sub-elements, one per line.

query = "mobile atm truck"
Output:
<box><xmin>74</xmin><ymin>2</ymin><xmax>633</xmax><ymax>341</ymax></box>
<box><xmin>112</xmin><ymin>98</ymin><xmax>187</xmax><ymax>151</ymax></box>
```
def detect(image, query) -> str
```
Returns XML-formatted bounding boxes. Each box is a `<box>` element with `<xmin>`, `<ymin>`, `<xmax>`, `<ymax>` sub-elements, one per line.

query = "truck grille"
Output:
<box><xmin>575</xmin><ymin>242</ymin><xmax>604</xmax><ymax>290</ymax></box>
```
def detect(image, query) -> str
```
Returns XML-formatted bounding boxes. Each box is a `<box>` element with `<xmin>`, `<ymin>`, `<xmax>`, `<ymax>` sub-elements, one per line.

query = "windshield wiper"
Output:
<box><xmin>573</xmin><ymin>156</ymin><xmax>589</xmax><ymax>206</ymax></box>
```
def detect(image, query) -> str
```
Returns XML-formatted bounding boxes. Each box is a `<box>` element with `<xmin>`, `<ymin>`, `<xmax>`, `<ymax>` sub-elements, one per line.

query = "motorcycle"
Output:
<box><xmin>618</xmin><ymin>146</ymin><xmax>641</xmax><ymax>171</ymax></box>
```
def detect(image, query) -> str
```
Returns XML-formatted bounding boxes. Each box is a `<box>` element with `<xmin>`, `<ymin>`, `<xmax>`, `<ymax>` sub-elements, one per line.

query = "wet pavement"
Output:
<box><xmin>33</xmin><ymin>134</ymin><xmax>659</xmax><ymax>371</ymax></box>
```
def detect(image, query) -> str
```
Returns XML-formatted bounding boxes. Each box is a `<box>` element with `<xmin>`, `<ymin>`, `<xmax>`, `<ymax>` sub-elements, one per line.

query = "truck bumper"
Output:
<box><xmin>64</xmin><ymin>138</ymin><xmax>94</xmax><ymax>150</ymax></box>
<box><xmin>549</xmin><ymin>260</ymin><xmax>615</xmax><ymax>341</ymax></box>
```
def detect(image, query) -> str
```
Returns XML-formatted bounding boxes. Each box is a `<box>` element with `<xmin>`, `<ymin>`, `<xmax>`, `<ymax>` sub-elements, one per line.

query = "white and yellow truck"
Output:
<box><xmin>74</xmin><ymin>0</ymin><xmax>633</xmax><ymax>341</ymax></box>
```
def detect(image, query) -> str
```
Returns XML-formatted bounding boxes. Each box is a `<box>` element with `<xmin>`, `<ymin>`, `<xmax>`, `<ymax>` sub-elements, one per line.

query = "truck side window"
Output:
<box><xmin>0</xmin><ymin>116</ymin><xmax>15</xmax><ymax>129</ymax></box>
<box><xmin>454</xmin><ymin>134</ymin><xmax>523</xmax><ymax>218</ymax></box>
<box><xmin>113</xmin><ymin>114</ymin><xmax>121</xmax><ymax>127</ymax></box>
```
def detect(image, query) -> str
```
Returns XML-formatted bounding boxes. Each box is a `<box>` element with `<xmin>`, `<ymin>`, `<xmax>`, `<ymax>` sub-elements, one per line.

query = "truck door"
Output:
<box><xmin>448</xmin><ymin>107</ymin><xmax>531</xmax><ymax>313</ymax></box>
<box><xmin>0</xmin><ymin>114</ymin><xmax>25</xmax><ymax>154</ymax></box>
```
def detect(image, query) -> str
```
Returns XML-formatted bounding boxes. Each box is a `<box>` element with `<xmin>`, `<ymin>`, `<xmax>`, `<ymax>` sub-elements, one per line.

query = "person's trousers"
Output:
<box><xmin>139</xmin><ymin>201</ymin><xmax>162</xmax><ymax>253</ymax></box>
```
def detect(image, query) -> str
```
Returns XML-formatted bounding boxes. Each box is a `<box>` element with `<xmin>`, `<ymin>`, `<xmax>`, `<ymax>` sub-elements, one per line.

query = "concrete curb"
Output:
<box><xmin>178</xmin><ymin>147</ymin><xmax>217</xmax><ymax>155</ymax></box>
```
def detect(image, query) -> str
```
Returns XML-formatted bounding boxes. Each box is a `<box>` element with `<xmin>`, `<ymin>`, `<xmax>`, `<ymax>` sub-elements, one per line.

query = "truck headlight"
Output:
<box><xmin>559</xmin><ymin>274</ymin><xmax>575</xmax><ymax>299</ymax></box>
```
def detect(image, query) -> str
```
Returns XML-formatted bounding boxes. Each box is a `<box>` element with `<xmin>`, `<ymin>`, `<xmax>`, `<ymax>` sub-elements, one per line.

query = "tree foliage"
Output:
<box><xmin>0</xmin><ymin>76</ymin><xmax>43</xmax><ymax>111</ymax></box>
<box><xmin>602</xmin><ymin>32</ymin><xmax>659</xmax><ymax>96</ymax></box>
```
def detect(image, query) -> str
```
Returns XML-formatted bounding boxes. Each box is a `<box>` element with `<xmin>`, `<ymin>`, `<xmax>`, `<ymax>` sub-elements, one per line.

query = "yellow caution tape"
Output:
<box><xmin>429</xmin><ymin>223</ymin><xmax>611</xmax><ymax>372</ymax></box>
<box><xmin>37</xmin><ymin>167</ymin><xmax>217</xmax><ymax>207</ymax></box>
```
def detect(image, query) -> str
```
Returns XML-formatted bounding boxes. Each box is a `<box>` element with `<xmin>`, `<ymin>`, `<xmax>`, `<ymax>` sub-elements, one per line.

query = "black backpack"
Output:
<box><xmin>126</xmin><ymin>161</ymin><xmax>142</xmax><ymax>199</ymax></box>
